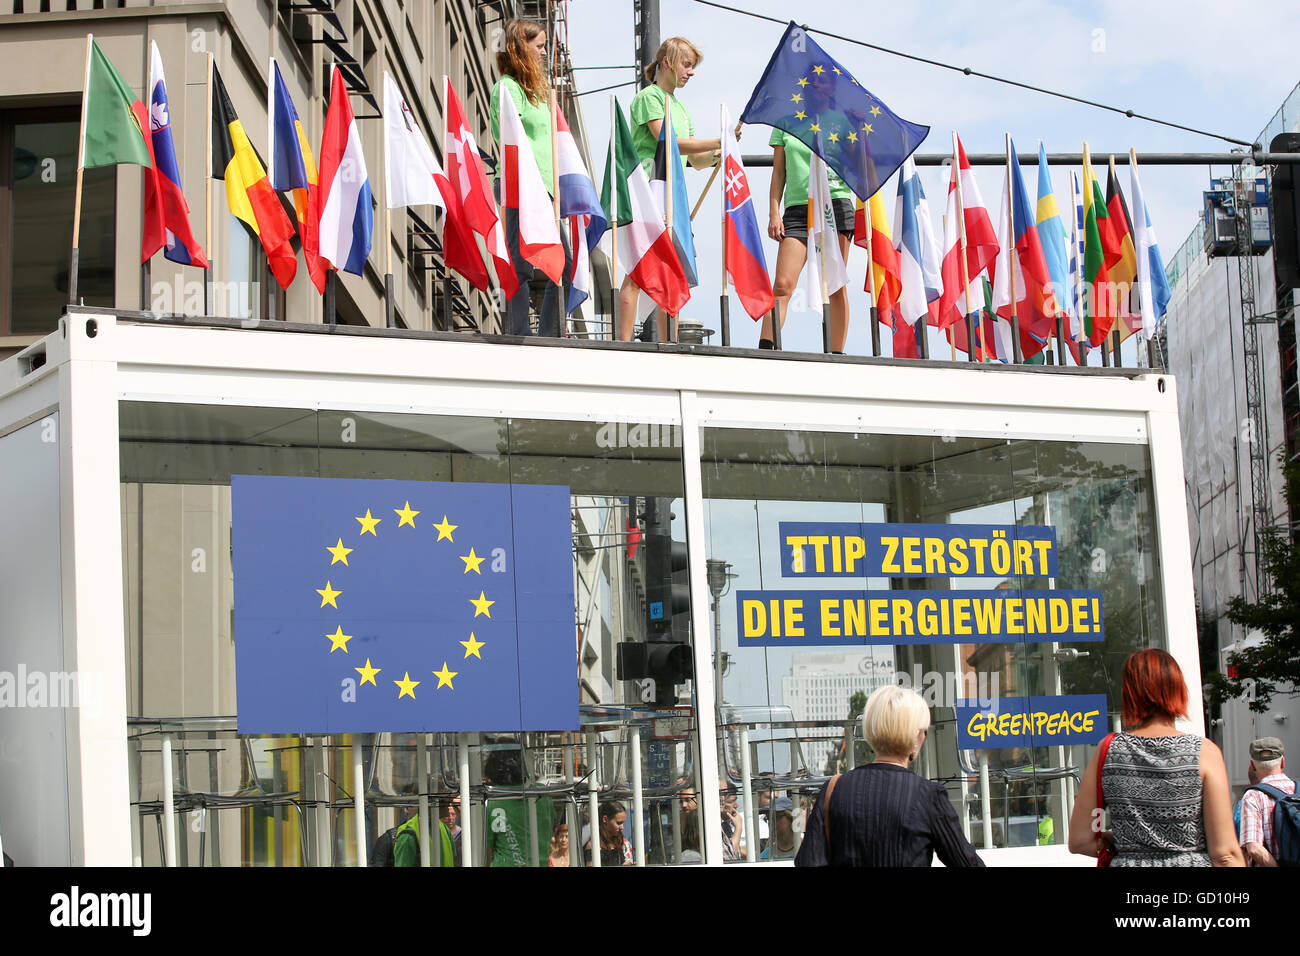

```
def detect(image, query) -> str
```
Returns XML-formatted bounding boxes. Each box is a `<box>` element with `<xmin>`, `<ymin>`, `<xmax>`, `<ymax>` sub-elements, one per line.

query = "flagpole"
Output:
<box><xmin>69</xmin><ymin>33</ymin><xmax>94</xmax><ymax>306</ymax></box>
<box><xmin>1005</xmin><ymin>134</ymin><xmax>1022</xmax><ymax>363</ymax></box>
<box><xmin>1071</xmin><ymin>170</ymin><xmax>1085</xmax><ymax>367</ymax></box>
<box><xmin>1044</xmin><ymin>140</ymin><xmax>1066</xmax><ymax>367</ymax></box>
<box><xmin>549</xmin><ymin>90</ymin><xmax>564</xmax><ymax>338</ymax></box>
<box><xmin>609</xmin><ymin>96</ymin><xmax>619</xmax><ymax>342</ymax></box>
<box><xmin>718</xmin><ymin>104</ymin><xmax>730</xmax><ymax>348</ymax></box>
<box><xmin>661</xmin><ymin>94</ymin><xmax>675</xmax><ymax>343</ymax></box>
<box><xmin>1130</xmin><ymin>146</ymin><xmax>1151</xmax><ymax>369</ymax></box>
<box><xmin>204</xmin><ymin>52</ymin><xmax>214</xmax><ymax>316</ymax></box>
<box><xmin>812</xmin><ymin>153</ymin><xmax>831</xmax><ymax>354</ymax></box>
<box><xmin>140</xmin><ymin>40</ymin><xmax>151</xmax><ymax>313</ymax></box>
<box><xmin>384</xmin><ymin>90</ymin><xmax>394</xmax><ymax>330</ymax></box>
<box><xmin>1083</xmin><ymin>143</ymin><xmax>1108</xmax><ymax>367</ymax></box>
<box><xmin>864</xmin><ymin>200</ymin><xmax>880</xmax><ymax>357</ymax></box>
<box><xmin>952</xmin><ymin>131</ymin><xmax>977</xmax><ymax>364</ymax></box>
<box><xmin>1108</xmin><ymin>154</ymin><xmax>1124</xmax><ymax>368</ymax></box>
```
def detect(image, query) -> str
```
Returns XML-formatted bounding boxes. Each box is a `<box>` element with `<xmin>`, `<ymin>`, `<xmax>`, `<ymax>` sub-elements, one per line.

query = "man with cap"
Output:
<box><xmin>1238</xmin><ymin>736</ymin><xmax>1294</xmax><ymax>867</ymax></box>
<box><xmin>760</xmin><ymin>797</ymin><xmax>798</xmax><ymax>860</ymax></box>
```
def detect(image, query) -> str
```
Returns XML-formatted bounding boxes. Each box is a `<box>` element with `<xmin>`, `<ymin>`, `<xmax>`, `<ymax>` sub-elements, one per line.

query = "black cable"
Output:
<box><xmin>575</xmin><ymin>79</ymin><xmax>639</xmax><ymax>98</ymax></box>
<box><xmin>690</xmin><ymin>0</ymin><xmax>1254</xmax><ymax>148</ymax></box>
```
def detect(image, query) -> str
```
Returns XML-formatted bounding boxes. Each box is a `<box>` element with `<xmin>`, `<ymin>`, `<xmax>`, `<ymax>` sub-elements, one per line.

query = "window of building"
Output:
<box><xmin>0</xmin><ymin>107</ymin><xmax>115</xmax><ymax>337</ymax></box>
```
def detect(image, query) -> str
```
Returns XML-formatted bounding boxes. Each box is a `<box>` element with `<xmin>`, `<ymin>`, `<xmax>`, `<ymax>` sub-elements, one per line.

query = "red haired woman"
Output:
<box><xmin>490</xmin><ymin>19</ymin><xmax>570</xmax><ymax>336</ymax></box>
<box><xmin>1068</xmin><ymin>649</ymin><xmax>1243</xmax><ymax>866</ymax></box>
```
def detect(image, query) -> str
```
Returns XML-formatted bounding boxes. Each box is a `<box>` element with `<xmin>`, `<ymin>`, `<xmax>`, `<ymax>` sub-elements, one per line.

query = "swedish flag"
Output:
<box><xmin>741</xmin><ymin>21</ymin><xmax>928</xmax><ymax>200</ymax></box>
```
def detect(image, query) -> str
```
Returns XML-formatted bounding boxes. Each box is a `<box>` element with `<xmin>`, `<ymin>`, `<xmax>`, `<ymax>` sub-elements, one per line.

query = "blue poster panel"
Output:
<box><xmin>736</xmin><ymin>588</ymin><xmax>1104</xmax><ymax>647</ymax></box>
<box><xmin>232</xmin><ymin>475</ymin><xmax>577</xmax><ymax>733</ymax></box>
<box><xmin>777</xmin><ymin>522</ymin><xmax>1059</xmax><ymax>579</ymax></box>
<box><xmin>956</xmin><ymin>695</ymin><xmax>1110</xmax><ymax>749</ymax></box>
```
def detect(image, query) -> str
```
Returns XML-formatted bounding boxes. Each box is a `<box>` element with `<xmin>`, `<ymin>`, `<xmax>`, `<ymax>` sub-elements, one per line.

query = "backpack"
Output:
<box><xmin>369</xmin><ymin>825</ymin><xmax>400</xmax><ymax>867</ymax></box>
<box><xmin>1246</xmin><ymin>782</ymin><xmax>1300</xmax><ymax>866</ymax></box>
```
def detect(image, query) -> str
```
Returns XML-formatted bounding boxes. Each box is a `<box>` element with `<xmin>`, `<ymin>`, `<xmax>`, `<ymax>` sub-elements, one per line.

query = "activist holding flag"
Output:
<box><xmin>758</xmin><ymin>65</ymin><xmax>855</xmax><ymax>352</ymax></box>
<box><xmin>490</xmin><ymin>19</ymin><xmax>570</xmax><ymax>336</ymax></box>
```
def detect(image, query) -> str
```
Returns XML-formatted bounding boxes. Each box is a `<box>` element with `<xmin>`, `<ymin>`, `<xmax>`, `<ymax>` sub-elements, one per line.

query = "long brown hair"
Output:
<box><xmin>497</xmin><ymin>19</ymin><xmax>548</xmax><ymax>104</ymax></box>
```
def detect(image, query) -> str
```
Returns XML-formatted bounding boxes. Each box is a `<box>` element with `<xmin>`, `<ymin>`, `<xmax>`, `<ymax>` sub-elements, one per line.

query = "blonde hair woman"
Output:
<box><xmin>618</xmin><ymin>37</ymin><xmax>722</xmax><ymax>341</ymax></box>
<box><xmin>794</xmin><ymin>685</ymin><xmax>984</xmax><ymax>867</ymax></box>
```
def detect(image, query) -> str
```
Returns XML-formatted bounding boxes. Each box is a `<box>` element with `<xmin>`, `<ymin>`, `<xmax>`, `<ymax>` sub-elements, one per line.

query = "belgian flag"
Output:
<box><xmin>210</xmin><ymin>64</ymin><xmax>296</xmax><ymax>290</ymax></box>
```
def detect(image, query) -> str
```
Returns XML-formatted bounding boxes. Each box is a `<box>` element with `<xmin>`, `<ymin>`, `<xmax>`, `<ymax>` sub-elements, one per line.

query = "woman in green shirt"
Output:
<box><xmin>760</xmin><ymin>68</ymin><xmax>855</xmax><ymax>352</ymax></box>
<box><xmin>489</xmin><ymin>19</ymin><xmax>570</xmax><ymax>337</ymax></box>
<box><xmin>619</xmin><ymin>37</ymin><xmax>721</xmax><ymax>341</ymax></box>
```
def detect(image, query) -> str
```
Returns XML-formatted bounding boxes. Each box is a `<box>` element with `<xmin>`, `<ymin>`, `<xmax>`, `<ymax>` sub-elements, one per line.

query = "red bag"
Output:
<box><xmin>1096</xmin><ymin>732</ymin><xmax>1117</xmax><ymax>867</ymax></box>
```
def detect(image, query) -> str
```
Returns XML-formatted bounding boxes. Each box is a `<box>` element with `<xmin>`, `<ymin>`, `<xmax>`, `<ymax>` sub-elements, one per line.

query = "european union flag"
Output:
<box><xmin>740</xmin><ymin>21</ymin><xmax>928</xmax><ymax>200</ymax></box>
<box><xmin>232</xmin><ymin>476</ymin><xmax>577</xmax><ymax>733</ymax></box>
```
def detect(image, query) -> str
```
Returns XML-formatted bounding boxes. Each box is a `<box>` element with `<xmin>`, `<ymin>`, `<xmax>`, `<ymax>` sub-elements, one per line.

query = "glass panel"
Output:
<box><xmin>700</xmin><ymin>427</ymin><xmax>1162</xmax><ymax>858</ymax></box>
<box><xmin>11</xmin><ymin>118</ymin><xmax>114</xmax><ymax>333</ymax></box>
<box><xmin>121</xmin><ymin>402</ymin><xmax>698</xmax><ymax>866</ymax></box>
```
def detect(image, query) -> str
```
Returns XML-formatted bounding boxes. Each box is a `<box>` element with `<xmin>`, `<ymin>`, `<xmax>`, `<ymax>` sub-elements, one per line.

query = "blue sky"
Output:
<box><xmin>565</xmin><ymin>0</ymin><xmax>1300</xmax><ymax>357</ymax></box>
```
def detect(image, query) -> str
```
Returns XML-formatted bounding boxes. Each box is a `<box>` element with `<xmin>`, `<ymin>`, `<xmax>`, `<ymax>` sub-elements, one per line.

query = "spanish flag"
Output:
<box><xmin>210</xmin><ymin>64</ymin><xmax>296</xmax><ymax>290</ymax></box>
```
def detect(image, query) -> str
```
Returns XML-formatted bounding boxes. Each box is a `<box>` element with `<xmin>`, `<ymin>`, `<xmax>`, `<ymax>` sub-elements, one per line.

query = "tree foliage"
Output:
<box><xmin>1207</xmin><ymin>456</ymin><xmax>1300</xmax><ymax>713</ymax></box>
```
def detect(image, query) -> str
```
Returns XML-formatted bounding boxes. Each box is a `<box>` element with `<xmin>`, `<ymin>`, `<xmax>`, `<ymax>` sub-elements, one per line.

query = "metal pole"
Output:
<box><xmin>161</xmin><ymin>733</ymin><xmax>177</xmax><ymax>867</ymax></box>
<box><xmin>313</xmin><ymin>737</ymin><xmax>330</xmax><ymax>867</ymax></box>
<box><xmin>587</xmin><ymin>734</ymin><xmax>601</xmax><ymax>867</ymax></box>
<box><xmin>630</xmin><ymin>726</ymin><xmax>645</xmax><ymax>865</ymax></box>
<box><xmin>739</xmin><ymin>726</ymin><xmax>756</xmax><ymax>862</ymax></box>
<box><xmin>384</xmin><ymin>272</ymin><xmax>395</xmax><ymax>328</ymax></box>
<box><xmin>1005</xmin><ymin>135</ymin><xmax>1022</xmax><ymax>363</ymax></box>
<box><xmin>324</xmin><ymin>270</ymin><xmax>336</xmax><ymax>325</ymax></box>
<box><xmin>351</xmin><ymin>738</ymin><xmax>367</xmax><ymax>866</ymax></box>
<box><xmin>458</xmin><ymin>733</ymin><xmax>473</xmax><ymax>867</ymax></box>
<box><xmin>978</xmin><ymin>750</ymin><xmax>993</xmax><ymax>849</ymax></box>
<box><xmin>769</xmin><ymin>305</ymin><xmax>782</xmax><ymax>350</ymax></box>
<box><xmin>417</xmin><ymin>736</ymin><xmax>430</xmax><ymax>866</ymax></box>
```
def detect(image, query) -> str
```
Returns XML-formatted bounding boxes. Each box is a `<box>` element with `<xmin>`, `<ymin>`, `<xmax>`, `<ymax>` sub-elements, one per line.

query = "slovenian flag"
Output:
<box><xmin>318</xmin><ymin>65</ymin><xmax>373</xmax><ymax>276</ymax></box>
<box><xmin>143</xmin><ymin>41</ymin><xmax>207</xmax><ymax>268</ymax></box>
<box><xmin>721</xmin><ymin>110</ymin><xmax>773</xmax><ymax>320</ymax></box>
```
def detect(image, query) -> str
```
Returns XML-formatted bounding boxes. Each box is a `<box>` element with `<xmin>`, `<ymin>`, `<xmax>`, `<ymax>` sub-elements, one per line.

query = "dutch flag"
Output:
<box><xmin>318</xmin><ymin>65</ymin><xmax>373</xmax><ymax>276</ymax></box>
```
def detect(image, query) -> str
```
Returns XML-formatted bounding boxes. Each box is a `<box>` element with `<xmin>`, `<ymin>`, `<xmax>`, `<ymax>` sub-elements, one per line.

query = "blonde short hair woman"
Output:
<box><xmin>795</xmin><ymin>685</ymin><xmax>983</xmax><ymax>867</ymax></box>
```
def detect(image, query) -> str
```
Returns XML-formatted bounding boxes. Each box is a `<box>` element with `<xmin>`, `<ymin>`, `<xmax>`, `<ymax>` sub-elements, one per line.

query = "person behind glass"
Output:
<box><xmin>1068</xmin><ymin>648</ymin><xmax>1244</xmax><ymax>867</ymax></box>
<box><xmin>547</xmin><ymin>821</ymin><xmax>571</xmax><ymax>867</ymax></box>
<box><xmin>618</xmin><ymin>37</ymin><xmax>722</xmax><ymax>341</ymax></box>
<box><xmin>489</xmin><ymin>19</ymin><xmax>571</xmax><ymax>337</ymax></box>
<box><xmin>585</xmin><ymin>800</ymin><xmax>633</xmax><ymax>866</ymax></box>
<box><xmin>759</xmin><ymin>67</ymin><xmax>854</xmax><ymax>353</ymax></box>
<box><xmin>794</xmin><ymin>685</ymin><xmax>984</xmax><ymax>867</ymax></box>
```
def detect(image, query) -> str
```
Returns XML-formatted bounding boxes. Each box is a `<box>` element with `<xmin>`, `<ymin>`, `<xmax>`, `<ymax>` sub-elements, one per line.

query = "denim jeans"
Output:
<box><xmin>502</xmin><ymin>205</ymin><xmax>573</xmax><ymax>336</ymax></box>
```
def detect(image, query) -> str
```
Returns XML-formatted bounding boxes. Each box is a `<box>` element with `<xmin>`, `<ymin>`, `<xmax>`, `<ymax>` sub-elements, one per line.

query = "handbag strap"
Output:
<box><xmin>822</xmin><ymin>773</ymin><xmax>841</xmax><ymax>853</ymax></box>
<box><xmin>1096</xmin><ymin>732</ymin><xmax>1117</xmax><ymax>810</ymax></box>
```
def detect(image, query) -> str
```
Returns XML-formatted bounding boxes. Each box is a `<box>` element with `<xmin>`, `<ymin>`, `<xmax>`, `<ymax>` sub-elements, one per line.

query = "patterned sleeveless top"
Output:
<box><xmin>1102</xmin><ymin>733</ymin><xmax>1210</xmax><ymax>867</ymax></box>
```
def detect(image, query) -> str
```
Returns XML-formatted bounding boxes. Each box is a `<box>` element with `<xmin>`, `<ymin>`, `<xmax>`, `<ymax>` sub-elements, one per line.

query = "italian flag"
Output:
<box><xmin>81</xmin><ymin>35</ymin><xmax>152</xmax><ymax>171</ymax></box>
<box><xmin>600</xmin><ymin>101</ymin><xmax>689</xmax><ymax>315</ymax></box>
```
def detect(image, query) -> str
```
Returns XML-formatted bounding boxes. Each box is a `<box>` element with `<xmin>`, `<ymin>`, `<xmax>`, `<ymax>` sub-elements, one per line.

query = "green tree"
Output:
<box><xmin>1208</xmin><ymin>456</ymin><xmax>1300</xmax><ymax>713</ymax></box>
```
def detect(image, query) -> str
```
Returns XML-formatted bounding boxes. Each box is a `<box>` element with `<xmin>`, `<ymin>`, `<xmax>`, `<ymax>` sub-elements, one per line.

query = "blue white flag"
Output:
<box><xmin>232</xmin><ymin>476</ymin><xmax>578</xmax><ymax>733</ymax></box>
<box><xmin>893</xmin><ymin>157</ymin><xmax>942</xmax><ymax>329</ymax></box>
<box><xmin>1128</xmin><ymin>156</ymin><xmax>1171</xmax><ymax>340</ymax></box>
<box><xmin>652</xmin><ymin>102</ymin><xmax>698</xmax><ymax>287</ymax></box>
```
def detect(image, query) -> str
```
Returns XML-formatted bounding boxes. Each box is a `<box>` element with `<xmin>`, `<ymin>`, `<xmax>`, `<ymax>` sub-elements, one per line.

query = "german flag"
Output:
<box><xmin>211</xmin><ymin>64</ymin><xmax>296</xmax><ymax>290</ymax></box>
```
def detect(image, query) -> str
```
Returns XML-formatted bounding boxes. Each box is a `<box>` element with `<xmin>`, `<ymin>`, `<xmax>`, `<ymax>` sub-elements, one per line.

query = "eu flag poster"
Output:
<box><xmin>232</xmin><ymin>476</ymin><xmax>577</xmax><ymax>733</ymax></box>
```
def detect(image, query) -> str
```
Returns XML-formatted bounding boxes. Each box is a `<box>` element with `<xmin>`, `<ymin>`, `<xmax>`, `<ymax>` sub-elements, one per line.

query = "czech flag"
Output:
<box><xmin>143</xmin><ymin>41</ymin><xmax>207</xmax><ymax>268</ymax></box>
<box><xmin>721</xmin><ymin>113</ymin><xmax>772</xmax><ymax>320</ymax></box>
<box><xmin>318</xmin><ymin>65</ymin><xmax>373</xmax><ymax>276</ymax></box>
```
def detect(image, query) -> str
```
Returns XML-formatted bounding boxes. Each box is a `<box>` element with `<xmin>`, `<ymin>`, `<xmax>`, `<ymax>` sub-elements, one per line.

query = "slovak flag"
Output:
<box><xmin>721</xmin><ymin>114</ymin><xmax>773</xmax><ymax>320</ymax></box>
<box><xmin>318</xmin><ymin>65</ymin><xmax>373</xmax><ymax>276</ymax></box>
<box><xmin>142</xmin><ymin>41</ymin><xmax>208</xmax><ymax>268</ymax></box>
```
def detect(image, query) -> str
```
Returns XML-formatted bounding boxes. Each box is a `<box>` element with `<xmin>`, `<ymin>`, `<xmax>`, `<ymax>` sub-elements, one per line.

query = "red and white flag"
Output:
<box><xmin>498</xmin><ymin>84</ymin><xmax>563</xmax><ymax>283</ymax></box>
<box><xmin>434</xmin><ymin>77</ymin><xmax>517</xmax><ymax>297</ymax></box>
<box><xmin>937</xmin><ymin>134</ymin><xmax>997</xmax><ymax>332</ymax></box>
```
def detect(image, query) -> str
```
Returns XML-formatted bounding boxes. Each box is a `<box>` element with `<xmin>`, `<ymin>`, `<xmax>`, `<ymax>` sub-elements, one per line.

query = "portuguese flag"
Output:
<box><xmin>80</xmin><ymin>36</ymin><xmax>152</xmax><ymax>171</ymax></box>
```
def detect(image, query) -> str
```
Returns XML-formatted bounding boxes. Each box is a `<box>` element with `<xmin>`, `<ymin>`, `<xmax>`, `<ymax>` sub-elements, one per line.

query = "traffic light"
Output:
<box><xmin>616</xmin><ymin>640</ymin><xmax>693</xmax><ymax>705</ymax></box>
<box><xmin>642</xmin><ymin>496</ymin><xmax>689</xmax><ymax>636</ymax></box>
